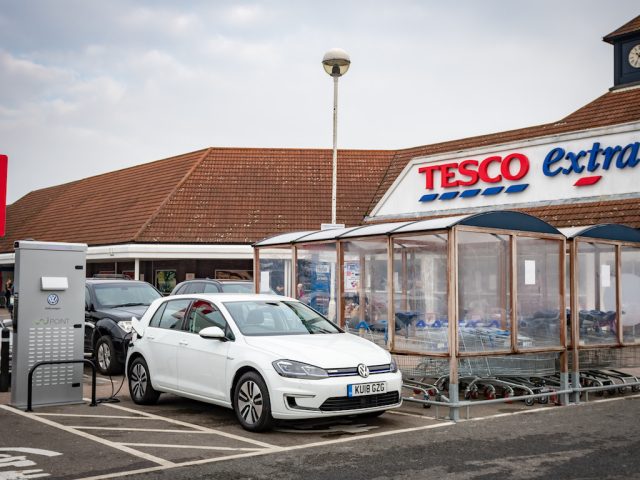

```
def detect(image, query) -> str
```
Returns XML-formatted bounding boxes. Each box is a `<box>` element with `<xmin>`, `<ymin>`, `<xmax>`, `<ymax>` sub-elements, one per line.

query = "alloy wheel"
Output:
<box><xmin>130</xmin><ymin>363</ymin><xmax>148</xmax><ymax>400</ymax></box>
<box><xmin>237</xmin><ymin>380</ymin><xmax>263</xmax><ymax>425</ymax></box>
<box><xmin>97</xmin><ymin>342</ymin><xmax>111</xmax><ymax>371</ymax></box>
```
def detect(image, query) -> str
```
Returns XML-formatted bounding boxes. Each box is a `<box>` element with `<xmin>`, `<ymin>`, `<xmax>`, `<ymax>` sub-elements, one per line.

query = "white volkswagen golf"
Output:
<box><xmin>126</xmin><ymin>294</ymin><xmax>402</xmax><ymax>432</ymax></box>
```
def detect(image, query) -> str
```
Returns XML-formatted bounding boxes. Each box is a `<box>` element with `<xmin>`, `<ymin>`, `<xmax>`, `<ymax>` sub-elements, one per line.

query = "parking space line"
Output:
<box><xmin>69</xmin><ymin>426</ymin><xmax>232</xmax><ymax>433</ymax></box>
<box><xmin>35</xmin><ymin>413</ymin><xmax>148</xmax><ymax>419</ymax></box>
<box><xmin>388</xmin><ymin>410</ymin><xmax>433</xmax><ymax>419</ymax></box>
<box><xmin>97</xmin><ymin>402</ymin><xmax>278</xmax><ymax>449</ymax></box>
<box><xmin>0</xmin><ymin>405</ymin><xmax>175</xmax><ymax>467</ymax></box>
<box><xmin>74</xmin><ymin>421</ymin><xmax>456</xmax><ymax>480</ymax></box>
<box><xmin>118</xmin><ymin>443</ymin><xmax>261</xmax><ymax>452</ymax></box>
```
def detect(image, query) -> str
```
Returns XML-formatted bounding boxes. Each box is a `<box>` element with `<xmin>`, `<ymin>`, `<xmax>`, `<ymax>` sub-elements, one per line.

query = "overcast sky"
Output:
<box><xmin>1</xmin><ymin>1</ymin><xmax>638</xmax><ymax>204</ymax></box>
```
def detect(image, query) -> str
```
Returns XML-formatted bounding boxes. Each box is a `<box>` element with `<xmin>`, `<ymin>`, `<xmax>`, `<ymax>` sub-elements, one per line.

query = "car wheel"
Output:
<box><xmin>233</xmin><ymin>372</ymin><xmax>273</xmax><ymax>432</ymax></box>
<box><xmin>95</xmin><ymin>336</ymin><xmax>122</xmax><ymax>375</ymax></box>
<box><xmin>128</xmin><ymin>357</ymin><xmax>160</xmax><ymax>405</ymax></box>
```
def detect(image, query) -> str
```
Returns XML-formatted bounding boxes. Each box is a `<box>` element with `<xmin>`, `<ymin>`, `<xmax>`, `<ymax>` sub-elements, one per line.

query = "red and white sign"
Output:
<box><xmin>370</xmin><ymin>124</ymin><xmax>640</xmax><ymax>219</ymax></box>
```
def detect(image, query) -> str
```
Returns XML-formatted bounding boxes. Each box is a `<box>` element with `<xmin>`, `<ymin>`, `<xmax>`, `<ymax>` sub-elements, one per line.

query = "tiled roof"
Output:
<box><xmin>137</xmin><ymin>148</ymin><xmax>394</xmax><ymax>243</ymax></box>
<box><xmin>604</xmin><ymin>15</ymin><xmax>640</xmax><ymax>43</ymax></box>
<box><xmin>3</xmin><ymin>85</ymin><xmax>640</xmax><ymax>253</ymax></box>
<box><xmin>1</xmin><ymin>150</ymin><xmax>207</xmax><ymax>252</ymax></box>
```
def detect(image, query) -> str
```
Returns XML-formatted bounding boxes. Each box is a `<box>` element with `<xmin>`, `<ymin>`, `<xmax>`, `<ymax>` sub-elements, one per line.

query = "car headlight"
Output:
<box><xmin>390</xmin><ymin>359</ymin><xmax>398</xmax><ymax>373</ymax></box>
<box><xmin>117</xmin><ymin>320</ymin><xmax>132</xmax><ymax>333</ymax></box>
<box><xmin>272</xmin><ymin>360</ymin><xmax>329</xmax><ymax>380</ymax></box>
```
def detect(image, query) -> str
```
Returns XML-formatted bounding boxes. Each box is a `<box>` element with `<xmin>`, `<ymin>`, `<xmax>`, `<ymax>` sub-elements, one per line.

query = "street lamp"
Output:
<box><xmin>322</xmin><ymin>48</ymin><xmax>350</xmax><ymax>227</ymax></box>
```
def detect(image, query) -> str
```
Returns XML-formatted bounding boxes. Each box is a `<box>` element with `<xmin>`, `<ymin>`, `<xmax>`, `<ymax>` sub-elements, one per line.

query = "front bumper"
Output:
<box><xmin>265</xmin><ymin>370</ymin><xmax>403</xmax><ymax>420</ymax></box>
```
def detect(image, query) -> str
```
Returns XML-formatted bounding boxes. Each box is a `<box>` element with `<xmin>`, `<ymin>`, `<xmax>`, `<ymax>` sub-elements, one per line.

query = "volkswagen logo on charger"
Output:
<box><xmin>357</xmin><ymin>363</ymin><xmax>369</xmax><ymax>378</ymax></box>
<box><xmin>47</xmin><ymin>294</ymin><xmax>59</xmax><ymax>306</ymax></box>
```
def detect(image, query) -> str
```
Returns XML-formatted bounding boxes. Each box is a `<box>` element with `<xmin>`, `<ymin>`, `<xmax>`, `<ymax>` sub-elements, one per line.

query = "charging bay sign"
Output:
<box><xmin>370</xmin><ymin>125</ymin><xmax>640</xmax><ymax>219</ymax></box>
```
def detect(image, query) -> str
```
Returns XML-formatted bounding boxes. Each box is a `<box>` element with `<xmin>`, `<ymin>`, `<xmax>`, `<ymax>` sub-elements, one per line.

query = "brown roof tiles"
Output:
<box><xmin>604</xmin><ymin>15</ymin><xmax>640</xmax><ymax>43</ymax></box>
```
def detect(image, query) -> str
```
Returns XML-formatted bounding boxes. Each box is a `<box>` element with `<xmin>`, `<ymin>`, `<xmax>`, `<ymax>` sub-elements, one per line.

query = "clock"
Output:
<box><xmin>629</xmin><ymin>44</ymin><xmax>640</xmax><ymax>69</ymax></box>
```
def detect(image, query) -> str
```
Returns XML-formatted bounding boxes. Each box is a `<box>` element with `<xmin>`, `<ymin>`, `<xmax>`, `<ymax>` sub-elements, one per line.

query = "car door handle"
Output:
<box><xmin>146</xmin><ymin>335</ymin><xmax>155</xmax><ymax>340</ymax></box>
<box><xmin>179</xmin><ymin>340</ymin><xmax>189</xmax><ymax>346</ymax></box>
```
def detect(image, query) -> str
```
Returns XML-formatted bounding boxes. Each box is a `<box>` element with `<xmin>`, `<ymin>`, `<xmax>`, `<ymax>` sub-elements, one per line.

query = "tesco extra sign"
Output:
<box><xmin>417</xmin><ymin>140</ymin><xmax>639</xmax><ymax>203</ymax></box>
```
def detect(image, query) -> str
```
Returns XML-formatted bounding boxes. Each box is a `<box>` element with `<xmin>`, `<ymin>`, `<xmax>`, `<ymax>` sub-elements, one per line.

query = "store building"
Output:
<box><xmin>1</xmin><ymin>16</ymin><xmax>639</xmax><ymax>296</ymax></box>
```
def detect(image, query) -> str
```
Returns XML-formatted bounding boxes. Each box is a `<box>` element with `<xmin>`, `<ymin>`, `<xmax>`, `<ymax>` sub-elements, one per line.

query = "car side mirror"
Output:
<box><xmin>199</xmin><ymin>326</ymin><xmax>227</xmax><ymax>341</ymax></box>
<box><xmin>131</xmin><ymin>316</ymin><xmax>144</xmax><ymax>337</ymax></box>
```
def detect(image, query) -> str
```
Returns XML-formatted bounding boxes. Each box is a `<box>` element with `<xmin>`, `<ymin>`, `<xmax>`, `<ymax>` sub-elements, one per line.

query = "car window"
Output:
<box><xmin>184</xmin><ymin>300</ymin><xmax>234</xmax><ymax>339</ymax></box>
<box><xmin>92</xmin><ymin>283</ymin><xmax>161</xmax><ymax>308</ymax></box>
<box><xmin>220</xmin><ymin>283</ymin><xmax>253</xmax><ymax>294</ymax></box>
<box><xmin>223</xmin><ymin>300</ymin><xmax>342</xmax><ymax>336</ymax></box>
<box><xmin>85</xmin><ymin>287</ymin><xmax>91</xmax><ymax>310</ymax></box>
<box><xmin>203</xmin><ymin>282</ymin><xmax>221</xmax><ymax>293</ymax></box>
<box><xmin>156</xmin><ymin>299</ymin><xmax>191</xmax><ymax>330</ymax></box>
<box><xmin>149</xmin><ymin>303</ymin><xmax>167</xmax><ymax>328</ymax></box>
<box><xmin>185</xmin><ymin>282</ymin><xmax>205</xmax><ymax>294</ymax></box>
<box><xmin>174</xmin><ymin>284</ymin><xmax>187</xmax><ymax>295</ymax></box>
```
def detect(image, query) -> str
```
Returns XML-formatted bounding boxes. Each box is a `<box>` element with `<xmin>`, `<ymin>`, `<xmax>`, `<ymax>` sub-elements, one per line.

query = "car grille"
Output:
<box><xmin>326</xmin><ymin>364</ymin><xmax>393</xmax><ymax>377</ymax></box>
<box><xmin>319</xmin><ymin>391</ymin><xmax>400</xmax><ymax>412</ymax></box>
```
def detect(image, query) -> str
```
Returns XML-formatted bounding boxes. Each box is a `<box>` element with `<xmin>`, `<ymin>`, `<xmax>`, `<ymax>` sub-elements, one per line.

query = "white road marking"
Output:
<box><xmin>388</xmin><ymin>410</ymin><xmax>433</xmax><ymax>419</ymax></box>
<box><xmin>34</xmin><ymin>413</ymin><xmax>148</xmax><ymax>419</ymax></box>
<box><xmin>69</xmin><ymin>426</ymin><xmax>243</xmax><ymax>434</ymax></box>
<box><xmin>97</xmin><ymin>401</ymin><xmax>277</xmax><ymax>449</ymax></box>
<box><xmin>0</xmin><ymin>448</ymin><xmax>61</xmax><ymax>457</ymax></box>
<box><xmin>0</xmin><ymin>405</ymin><xmax>174</xmax><ymax>468</ymax></box>
<box><xmin>118</xmin><ymin>443</ymin><xmax>261</xmax><ymax>452</ymax></box>
<box><xmin>74</xmin><ymin>421</ymin><xmax>455</xmax><ymax>480</ymax></box>
<box><xmin>459</xmin><ymin>392</ymin><xmax>640</xmax><ymax>422</ymax></box>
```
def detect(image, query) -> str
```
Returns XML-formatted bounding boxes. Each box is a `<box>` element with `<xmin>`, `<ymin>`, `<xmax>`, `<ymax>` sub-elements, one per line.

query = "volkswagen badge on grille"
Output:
<box><xmin>357</xmin><ymin>363</ymin><xmax>369</xmax><ymax>378</ymax></box>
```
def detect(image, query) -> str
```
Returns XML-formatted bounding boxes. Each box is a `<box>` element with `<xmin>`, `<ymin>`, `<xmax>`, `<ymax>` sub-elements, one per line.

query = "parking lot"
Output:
<box><xmin>1</xmin><ymin>366</ymin><xmax>639</xmax><ymax>480</ymax></box>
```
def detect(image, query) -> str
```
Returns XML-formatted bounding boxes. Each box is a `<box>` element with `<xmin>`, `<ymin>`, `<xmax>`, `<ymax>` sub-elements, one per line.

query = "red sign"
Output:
<box><xmin>418</xmin><ymin>153</ymin><xmax>530</xmax><ymax>190</ymax></box>
<box><xmin>0</xmin><ymin>155</ymin><xmax>6</xmax><ymax>237</ymax></box>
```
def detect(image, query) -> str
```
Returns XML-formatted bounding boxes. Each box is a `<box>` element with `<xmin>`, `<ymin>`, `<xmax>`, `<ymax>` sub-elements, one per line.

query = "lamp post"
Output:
<box><xmin>322</xmin><ymin>48</ymin><xmax>350</xmax><ymax>227</ymax></box>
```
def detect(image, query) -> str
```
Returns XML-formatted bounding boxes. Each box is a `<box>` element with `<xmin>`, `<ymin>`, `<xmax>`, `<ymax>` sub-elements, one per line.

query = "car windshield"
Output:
<box><xmin>93</xmin><ymin>283</ymin><xmax>162</xmax><ymax>308</ymax></box>
<box><xmin>223</xmin><ymin>300</ymin><xmax>342</xmax><ymax>336</ymax></box>
<box><xmin>220</xmin><ymin>283</ymin><xmax>253</xmax><ymax>294</ymax></box>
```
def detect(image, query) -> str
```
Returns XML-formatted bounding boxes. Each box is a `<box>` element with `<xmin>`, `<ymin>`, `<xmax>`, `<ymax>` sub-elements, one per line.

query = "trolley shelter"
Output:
<box><xmin>562</xmin><ymin>224</ymin><xmax>640</xmax><ymax>391</ymax></box>
<box><xmin>254</xmin><ymin>211</ymin><xmax>574</xmax><ymax>416</ymax></box>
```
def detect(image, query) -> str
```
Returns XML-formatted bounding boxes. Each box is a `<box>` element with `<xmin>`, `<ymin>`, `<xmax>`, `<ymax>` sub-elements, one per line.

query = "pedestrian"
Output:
<box><xmin>4</xmin><ymin>278</ymin><xmax>13</xmax><ymax>316</ymax></box>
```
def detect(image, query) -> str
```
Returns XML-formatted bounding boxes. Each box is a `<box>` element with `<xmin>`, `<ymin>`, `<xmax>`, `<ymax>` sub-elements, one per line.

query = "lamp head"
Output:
<box><xmin>322</xmin><ymin>48</ymin><xmax>351</xmax><ymax>77</ymax></box>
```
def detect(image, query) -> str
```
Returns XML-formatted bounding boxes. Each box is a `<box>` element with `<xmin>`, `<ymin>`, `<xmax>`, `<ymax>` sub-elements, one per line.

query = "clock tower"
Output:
<box><xmin>604</xmin><ymin>15</ymin><xmax>640</xmax><ymax>88</ymax></box>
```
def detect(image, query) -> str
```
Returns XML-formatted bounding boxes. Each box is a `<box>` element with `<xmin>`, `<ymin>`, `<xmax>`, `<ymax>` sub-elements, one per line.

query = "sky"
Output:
<box><xmin>0</xmin><ymin>1</ymin><xmax>638</xmax><ymax>204</ymax></box>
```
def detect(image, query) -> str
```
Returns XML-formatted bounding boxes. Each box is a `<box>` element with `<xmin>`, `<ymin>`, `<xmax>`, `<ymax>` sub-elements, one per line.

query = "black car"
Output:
<box><xmin>170</xmin><ymin>279</ymin><xmax>255</xmax><ymax>295</ymax></box>
<box><xmin>85</xmin><ymin>278</ymin><xmax>162</xmax><ymax>375</ymax></box>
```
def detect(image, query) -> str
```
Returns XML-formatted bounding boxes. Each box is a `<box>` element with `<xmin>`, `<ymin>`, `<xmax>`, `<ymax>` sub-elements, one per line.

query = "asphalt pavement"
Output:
<box><xmin>126</xmin><ymin>396</ymin><xmax>640</xmax><ymax>480</ymax></box>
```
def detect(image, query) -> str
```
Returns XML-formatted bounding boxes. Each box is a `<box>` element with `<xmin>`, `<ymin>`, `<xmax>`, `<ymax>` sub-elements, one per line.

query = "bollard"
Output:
<box><xmin>0</xmin><ymin>326</ymin><xmax>9</xmax><ymax>392</ymax></box>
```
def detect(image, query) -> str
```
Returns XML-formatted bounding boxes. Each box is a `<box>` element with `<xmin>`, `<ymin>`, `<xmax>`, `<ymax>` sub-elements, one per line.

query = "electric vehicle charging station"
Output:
<box><xmin>10</xmin><ymin>240</ymin><xmax>87</xmax><ymax>409</ymax></box>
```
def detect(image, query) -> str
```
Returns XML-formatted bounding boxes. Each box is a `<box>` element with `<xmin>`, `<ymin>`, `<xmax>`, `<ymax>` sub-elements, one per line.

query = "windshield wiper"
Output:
<box><xmin>111</xmin><ymin>302</ymin><xmax>147</xmax><ymax>308</ymax></box>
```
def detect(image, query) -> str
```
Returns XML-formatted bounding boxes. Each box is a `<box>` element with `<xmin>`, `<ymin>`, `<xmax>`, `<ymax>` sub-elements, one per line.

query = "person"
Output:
<box><xmin>296</xmin><ymin>283</ymin><xmax>304</xmax><ymax>299</ymax></box>
<box><xmin>5</xmin><ymin>279</ymin><xmax>13</xmax><ymax>316</ymax></box>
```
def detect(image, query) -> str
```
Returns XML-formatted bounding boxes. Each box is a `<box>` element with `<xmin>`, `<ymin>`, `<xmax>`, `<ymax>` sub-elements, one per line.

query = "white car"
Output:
<box><xmin>126</xmin><ymin>294</ymin><xmax>402</xmax><ymax>432</ymax></box>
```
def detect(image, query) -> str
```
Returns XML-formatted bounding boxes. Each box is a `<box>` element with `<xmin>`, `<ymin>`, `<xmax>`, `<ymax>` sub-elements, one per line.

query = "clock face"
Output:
<box><xmin>629</xmin><ymin>44</ymin><xmax>640</xmax><ymax>69</ymax></box>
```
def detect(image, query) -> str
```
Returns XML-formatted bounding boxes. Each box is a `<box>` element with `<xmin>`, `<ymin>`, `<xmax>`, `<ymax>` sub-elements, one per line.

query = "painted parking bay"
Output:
<box><xmin>0</xmin><ymin>388</ymin><xmax>444</xmax><ymax>480</ymax></box>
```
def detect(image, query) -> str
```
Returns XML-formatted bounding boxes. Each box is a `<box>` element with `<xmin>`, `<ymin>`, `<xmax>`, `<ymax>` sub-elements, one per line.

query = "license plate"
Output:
<box><xmin>347</xmin><ymin>382</ymin><xmax>387</xmax><ymax>397</ymax></box>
